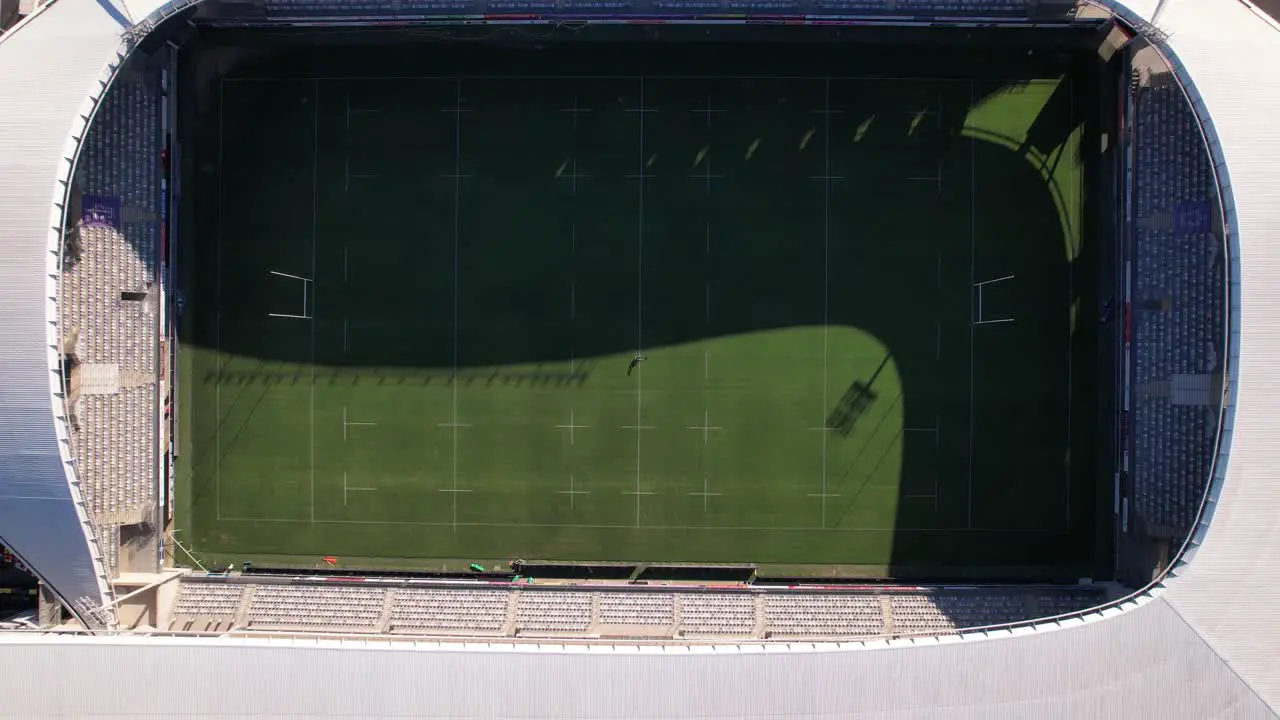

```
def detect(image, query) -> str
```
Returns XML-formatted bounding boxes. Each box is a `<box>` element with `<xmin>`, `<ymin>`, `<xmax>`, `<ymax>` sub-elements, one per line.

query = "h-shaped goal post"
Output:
<box><xmin>267</xmin><ymin>270</ymin><xmax>312</xmax><ymax>320</ymax></box>
<box><xmin>973</xmin><ymin>274</ymin><xmax>1015</xmax><ymax>326</ymax></box>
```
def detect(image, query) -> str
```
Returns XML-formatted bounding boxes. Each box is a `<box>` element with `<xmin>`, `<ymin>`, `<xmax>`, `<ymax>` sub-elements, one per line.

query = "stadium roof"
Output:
<box><xmin>0</xmin><ymin>0</ymin><xmax>1278</xmax><ymax>715</ymax></box>
<box><xmin>0</xmin><ymin>0</ymin><xmax>127</xmax><ymax>628</ymax></box>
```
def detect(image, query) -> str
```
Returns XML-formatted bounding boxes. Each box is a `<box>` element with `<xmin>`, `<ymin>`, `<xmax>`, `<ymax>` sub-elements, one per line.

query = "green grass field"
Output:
<box><xmin>178</xmin><ymin>57</ymin><xmax>1097</xmax><ymax>577</ymax></box>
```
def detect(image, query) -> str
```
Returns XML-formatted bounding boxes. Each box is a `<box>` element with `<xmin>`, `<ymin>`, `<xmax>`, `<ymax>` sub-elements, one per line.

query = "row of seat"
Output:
<box><xmin>1129</xmin><ymin>80</ymin><xmax>1224</xmax><ymax>538</ymax></box>
<box><xmin>517</xmin><ymin>592</ymin><xmax>593</xmax><ymax>631</ymax></box>
<box><xmin>170</xmin><ymin>581</ymin><xmax>1106</xmax><ymax>638</ymax></box>
<box><xmin>81</xmin><ymin>80</ymin><xmax>160</xmax><ymax>212</ymax></box>
<box><xmin>63</xmin><ymin>224</ymin><xmax>155</xmax><ymax>372</ymax></box>
<box><xmin>246</xmin><ymin>586</ymin><xmax>385</xmax><ymax>628</ymax></box>
<box><xmin>599</xmin><ymin>593</ymin><xmax>676</xmax><ymax>625</ymax></box>
<box><xmin>679</xmin><ymin>594</ymin><xmax>755</xmax><ymax>635</ymax></box>
<box><xmin>98</xmin><ymin>525</ymin><xmax>120</xmax><ymax>580</ymax></box>
<box><xmin>63</xmin><ymin>72</ymin><xmax>164</xmax><ymax>580</ymax></box>
<box><xmin>173</xmin><ymin>583</ymin><xmax>245</xmax><ymax>616</ymax></box>
<box><xmin>261</xmin><ymin>0</ymin><xmax>1029</xmax><ymax>12</ymax></box>
<box><xmin>75</xmin><ymin>388</ymin><xmax>157</xmax><ymax>518</ymax></box>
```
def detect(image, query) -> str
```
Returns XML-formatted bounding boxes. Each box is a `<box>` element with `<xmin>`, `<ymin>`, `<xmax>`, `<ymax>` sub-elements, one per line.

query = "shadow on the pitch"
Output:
<box><xmin>174</xmin><ymin>32</ymin><xmax>1100</xmax><ymax>583</ymax></box>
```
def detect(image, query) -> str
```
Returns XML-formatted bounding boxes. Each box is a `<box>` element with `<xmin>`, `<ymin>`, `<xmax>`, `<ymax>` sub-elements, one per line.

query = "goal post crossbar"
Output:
<box><xmin>267</xmin><ymin>269</ymin><xmax>313</xmax><ymax>320</ymax></box>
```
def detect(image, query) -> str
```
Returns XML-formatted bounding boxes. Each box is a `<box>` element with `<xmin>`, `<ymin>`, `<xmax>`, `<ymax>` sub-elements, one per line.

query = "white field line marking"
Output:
<box><xmin>820</xmin><ymin>77</ymin><xmax>833</xmax><ymax>529</ymax></box>
<box><xmin>558</xmin><ymin>473</ymin><xmax>588</xmax><ymax>510</ymax></box>
<box><xmin>974</xmin><ymin>274</ymin><xmax>1015</xmax><ymax>287</ymax></box>
<box><xmin>309</xmin><ymin>79</ymin><xmax>320</xmax><ymax>525</ymax></box>
<box><xmin>967</xmin><ymin>78</ymin><xmax>976</xmax><ymax>530</ymax></box>
<box><xmin>906</xmin><ymin>427</ymin><xmax>940</xmax><ymax>449</ymax></box>
<box><xmin>555</xmin><ymin>408</ymin><xmax>589</xmax><ymax>445</ymax></box>
<box><xmin>687</xmin><ymin>409</ymin><xmax>723</xmax><ymax>445</ymax></box>
<box><xmin>691</xmin><ymin>158</ymin><xmax>723</xmax><ymax>191</ymax></box>
<box><xmin>269</xmin><ymin>270</ymin><xmax>311</xmax><ymax>282</ymax></box>
<box><xmin>689</xmin><ymin>478</ymin><xmax>723</xmax><ymax>512</ymax></box>
<box><xmin>344</xmin><ymin>472</ymin><xmax>377</xmax><ymax>506</ymax></box>
<box><xmin>267</xmin><ymin>313</ymin><xmax>309</xmax><ymax>320</ymax></box>
<box><xmin>693</xmin><ymin>93</ymin><xmax>726</xmax><ymax>126</ymax></box>
<box><xmin>343</xmin><ymin>406</ymin><xmax>378</xmax><ymax>443</ymax></box>
<box><xmin>557</xmin><ymin>156</ymin><xmax>591</xmax><ymax>194</ymax></box>
<box><xmin>633</xmin><ymin>75</ymin><xmax>648</xmax><ymax>528</ymax></box>
<box><xmin>570</xmin><ymin>224</ymin><xmax>577</xmax><ymax>319</ymax></box>
<box><xmin>560</xmin><ymin>95</ymin><xmax>593</xmax><ymax>130</ymax></box>
<box><xmin>912</xmin><ymin>158</ymin><xmax>944</xmax><ymax>194</ymax></box>
<box><xmin>438</xmin><ymin>489</ymin><xmax>473</xmax><ymax>493</ymax></box>
<box><xmin>218</xmin><ymin>515</ymin><xmax>1063</xmax><ymax>533</ymax></box>
<box><xmin>906</xmin><ymin>168</ymin><xmax>942</xmax><ymax>191</ymax></box>
<box><xmin>974</xmin><ymin>318</ymin><xmax>1016</xmax><ymax>325</ymax></box>
<box><xmin>216</xmin><ymin>79</ymin><xmax>225</xmax><ymax>521</ymax></box>
<box><xmin>228</xmin><ymin>73</ymin><xmax>1022</xmax><ymax>83</ymax></box>
<box><xmin>450</xmin><ymin>79</ymin><xmax>464</xmax><ymax>532</ymax></box>
<box><xmin>1065</xmin><ymin>78</ymin><xmax>1076</xmax><ymax>528</ymax></box>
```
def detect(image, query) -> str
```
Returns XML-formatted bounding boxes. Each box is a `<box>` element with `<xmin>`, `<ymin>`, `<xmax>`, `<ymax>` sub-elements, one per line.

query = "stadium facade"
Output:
<box><xmin>1</xmin><ymin>0</ymin><xmax>1277</xmax><ymax>716</ymax></box>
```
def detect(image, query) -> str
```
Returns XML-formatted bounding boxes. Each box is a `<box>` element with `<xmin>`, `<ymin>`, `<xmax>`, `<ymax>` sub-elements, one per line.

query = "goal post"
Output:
<box><xmin>973</xmin><ymin>274</ymin><xmax>1015</xmax><ymax>326</ymax></box>
<box><xmin>267</xmin><ymin>269</ymin><xmax>312</xmax><ymax>320</ymax></box>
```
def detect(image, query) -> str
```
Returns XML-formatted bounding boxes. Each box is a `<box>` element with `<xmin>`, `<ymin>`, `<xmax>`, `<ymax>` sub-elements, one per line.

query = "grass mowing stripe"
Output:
<box><xmin>182</xmin><ymin>69</ymin><xmax>1096</xmax><ymax>577</ymax></box>
<box><xmin>309</xmin><ymin>79</ymin><xmax>319</xmax><ymax>524</ymax></box>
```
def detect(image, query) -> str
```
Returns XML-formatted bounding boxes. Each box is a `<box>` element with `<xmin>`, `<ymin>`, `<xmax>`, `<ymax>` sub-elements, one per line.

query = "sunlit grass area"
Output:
<box><xmin>177</xmin><ymin>62</ymin><xmax>1094</xmax><ymax>577</ymax></box>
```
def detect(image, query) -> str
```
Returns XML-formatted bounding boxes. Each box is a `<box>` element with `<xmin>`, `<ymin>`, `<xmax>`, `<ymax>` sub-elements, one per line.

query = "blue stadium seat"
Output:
<box><xmin>1129</xmin><ymin>80</ymin><xmax>1223</xmax><ymax>538</ymax></box>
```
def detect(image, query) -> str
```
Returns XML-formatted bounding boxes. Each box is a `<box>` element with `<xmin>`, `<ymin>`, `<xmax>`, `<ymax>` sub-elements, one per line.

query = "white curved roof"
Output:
<box><xmin>0</xmin><ymin>0</ymin><xmax>124</xmax><ymax>627</ymax></box>
<box><xmin>0</xmin><ymin>600</ymin><xmax>1272</xmax><ymax>719</ymax></box>
<box><xmin>1130</xmin><ymin>0</ymin><xmax>1280</xmax><ymax>705</ymax></box>
<box><xmin>1</xmin><ymin>0</ymin><xmax>1278</xmax><ymax>715</ymax></box>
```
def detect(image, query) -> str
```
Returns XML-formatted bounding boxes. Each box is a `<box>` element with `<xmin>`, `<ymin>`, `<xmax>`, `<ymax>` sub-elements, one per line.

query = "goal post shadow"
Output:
<box><xmin>266</xmin><ymin>269</ymin><xmax>312</xmax><ymax>320</ymax></box>
<box><xmin>972</xmin><ymin>274</ymin><xmax>1015</xmax><ymax>326</ymax></box>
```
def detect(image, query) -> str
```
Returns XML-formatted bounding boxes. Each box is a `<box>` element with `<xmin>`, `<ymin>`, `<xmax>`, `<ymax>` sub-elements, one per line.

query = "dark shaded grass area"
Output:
<box><xmin>176</xmin><ymin>38</ymin><xmax>1098</xmax><ymax>578</ymax></box>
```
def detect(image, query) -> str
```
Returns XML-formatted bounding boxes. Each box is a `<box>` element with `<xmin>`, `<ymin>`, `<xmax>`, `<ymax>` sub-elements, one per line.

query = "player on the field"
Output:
<box><xmin>627</xmin><ymin>354</ymin><xmax>648</xmax><ymax>376</ymax></box>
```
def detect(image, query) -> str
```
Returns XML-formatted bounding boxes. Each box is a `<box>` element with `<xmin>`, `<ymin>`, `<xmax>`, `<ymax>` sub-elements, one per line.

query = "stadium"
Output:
<box><xmin>0</xmin><ymin>0</ymin><xmax>1273</xmax><ymax>715</ymax></box>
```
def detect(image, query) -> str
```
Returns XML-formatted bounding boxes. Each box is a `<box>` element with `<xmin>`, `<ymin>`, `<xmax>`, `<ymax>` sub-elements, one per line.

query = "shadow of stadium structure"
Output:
<box><xmin>171</xmin><ymin>31</ymin><xmax>1105</xmax><ymax>584</ymax></box>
